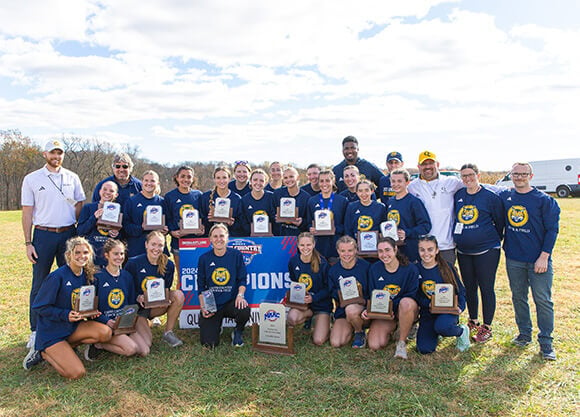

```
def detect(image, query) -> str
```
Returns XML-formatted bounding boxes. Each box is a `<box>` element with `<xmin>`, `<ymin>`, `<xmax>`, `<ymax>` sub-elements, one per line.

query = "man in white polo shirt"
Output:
<box><xmin>408</xmin><ymin>150</ymin><xmax>463</xmax><ymax>265</ymax></box>
<box><xmin>21</xmin><ymin>140</ymin><xmax>86</xmax><ymax>347</ymax></box>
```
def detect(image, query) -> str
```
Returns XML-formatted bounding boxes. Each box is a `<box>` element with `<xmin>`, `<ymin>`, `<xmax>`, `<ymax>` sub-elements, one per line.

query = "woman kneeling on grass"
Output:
<box><xmin>84</xmin><ymin>239</ymin><xmax>152</xmax><ymax>360</ymax></box>
<box><xmin>287</xmin><ymin>232</ymin><xmax>331</xmax><ymax>345</ymax></box>
<box><xmin>415</xmin><ymin>235</ymin><xmax>470</xmax><ymax>354</ymax></box>
<box><xmin>125</xmin><ymin>231</ymin><xmax>185</xmax><ymax>348</ymax></box>
<box><xmin>362</xmin><ymin>237</ymin><xmax>419</xmax><ymax>359</ymax></box>
<box><xmin>197</xmin><ymin>223</ymin><xmax>250</xmax><ymax>348</ymax></box>
<box><xmin>23</xmin><ymin>237</ymin><xmax>112</xmax><ymax>379</ymax></box>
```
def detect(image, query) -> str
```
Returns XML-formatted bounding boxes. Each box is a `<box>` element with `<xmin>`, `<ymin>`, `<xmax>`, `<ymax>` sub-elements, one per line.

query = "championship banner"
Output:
<box><xmin>178</xmin><ymin>236</ymin><xmax>297</xmax><ymax>328</ymax></box>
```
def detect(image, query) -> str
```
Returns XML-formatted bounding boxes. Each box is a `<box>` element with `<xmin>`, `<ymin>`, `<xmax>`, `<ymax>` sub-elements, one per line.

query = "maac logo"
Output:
<box><xmin>458</xmin><ymin>205</ymin><xmax>479</xmax><ymax>225</ymax></box>
<box><xmin>422</xmin><ymin>280</ymin><xmax>436</xmax><ymax>299</ymax></box>
<box><xmin>508</xmin><ymin>205</ymin><xmax>528</xmax><ymax>227</ymax></box>
<box><xmin>212</xmin><ymin>267</ymin><xmax>230</xmax><ymax>286</ymax></box>
<box><xmin>387</xmin><ymin>210</ymin><xmax>400</xmax><ymax>226</ymax></box>
<box><xmin>298</xmin><ymin>273</ymin><xmax>313</xmax><ymax>291</ymax></box>
<box><xmin>179</xmin><ymin>204</ymin><xmax>195</xmax><ymax>218</ymax></box>
<box><xmin>108</xmin><ymin>288</ymin><xmax>125</xmax><ymax>309</ymax></box>
<box><xmin>71</xmin><ymin>288</ymin><xmax>80</xmax><ymax>309</ymax></box>
<box><xmin>357</xmin><ymin>215</ymin><xmax>373</xmax><ymax>231</ymax></box>
<box><xmin>384</xmin><ymin>284</ymin><xmax>401</xmax><ymax>298</ymax></box>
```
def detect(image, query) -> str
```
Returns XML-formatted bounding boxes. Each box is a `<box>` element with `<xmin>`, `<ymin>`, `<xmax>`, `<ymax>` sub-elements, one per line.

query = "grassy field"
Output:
<box><xmin>1</xmin><ymin>201</ymin><xmax>578</xmax><ymax>417</ymax></box>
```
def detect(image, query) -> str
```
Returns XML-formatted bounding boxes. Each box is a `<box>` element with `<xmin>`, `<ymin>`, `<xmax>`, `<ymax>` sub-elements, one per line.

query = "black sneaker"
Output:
<box><xmin>512</xmin><ymin>334</ymin><xmax>532</xmax><ymax>347</ymax></box>
<box><xmin>23</xmin><ymin>349</ymin><xmax>43</xmax><ymax>370</ymax></box>
<box><xmin>84</xmin><ymin>344</ymin><xmax>102</xmax><ymax>361</ymax></box>
<box><xmin>540</xmin><ymin>344</ymin><xmax>556</xmax><ymax>361</ymax></box>
<box><xmin>231</xmin><ymin>329</ymin><xmax>244</xmax><ymax>347</ymax></box>
<box><xmin>303</xmin><ymin>318</ymin><xmax>312</xmax><ymax>330</ymax></box>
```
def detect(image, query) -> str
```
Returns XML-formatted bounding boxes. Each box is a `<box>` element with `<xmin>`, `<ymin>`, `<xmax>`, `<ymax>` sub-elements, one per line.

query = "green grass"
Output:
<box><xmin>1</xmin><ymin>201</ymin><xmax>579</xmax><ymax>417</ymax></box>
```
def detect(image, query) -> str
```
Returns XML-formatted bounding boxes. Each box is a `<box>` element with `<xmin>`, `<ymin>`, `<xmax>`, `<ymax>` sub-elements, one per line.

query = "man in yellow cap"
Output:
<box><xmin>408</xmin><ymin>150</ymin><xmax>463</xmax><ymax>264</ymax></box>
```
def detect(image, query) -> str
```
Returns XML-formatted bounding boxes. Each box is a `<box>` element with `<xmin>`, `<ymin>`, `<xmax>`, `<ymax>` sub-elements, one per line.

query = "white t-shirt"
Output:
<box><xmin>21</xmin><ymin>166</ymin><xmax>86</xmax><ymax>227</ymax></box>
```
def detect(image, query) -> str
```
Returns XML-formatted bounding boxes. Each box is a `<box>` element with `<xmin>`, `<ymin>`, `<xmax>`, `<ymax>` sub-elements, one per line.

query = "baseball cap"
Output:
<box><xmin>386</xmin><ymin>151</ymin><xmax>403</xmax><ymax>163</ymax></box>
<box><xmin>418</xmin><ymin>150</ymin><xmax>437</xmax><ymax>164</ymax></box>
<box><xmin>44</xmin><ymin>140</ymin><xmax>64</xmax><ymax>153</ymax></box>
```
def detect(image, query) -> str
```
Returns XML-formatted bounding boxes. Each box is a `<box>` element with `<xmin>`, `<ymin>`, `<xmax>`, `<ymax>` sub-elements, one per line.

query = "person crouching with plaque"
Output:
<box><xmin>287</xmin><ymin>232</ymin><xmax>332</xmax><ymax>345</ymax></box>
<box><xmin>241</xmin><ymin>169</ymin><xmax>276</xmax><ymax>236</ymax></box>
<box><xmin>197</xmin><ymin>224</ymin><xmax>250</xmax><ymax>348</ymax></box>
<box><xmin>199</xmin><ymin>166</ymin><xmax>243</xmax><ymax>237</ymax></box>
<box><xmin>415</xmin><ymin>235</ymin><xmax>470</xmax><ymax>354</ymax></box>
<box><xmin>362</xmin><ymin>238</ymin><xmax>419</xmax><ymax>359</ymax></box>
<box><xmin>306</xmin><ymin>170</ymin><xmax>349</xmax><ymax>264</ymax></box>
<box><xmin>327</xmin><ymin>236</ymin><xmax>370</xmax><ymax>348</ymax></box>
<box><xmin>77</xmin><ymin>180</ymin><xmax>121</xmax><ymax>268</ymax></box>
<box><xmin>23</xmin><ymin>237</ymin><xmax>112</xmax><ymax>378</ymax></box>
<box><xmin>86</xmin><ymin>239</ymin><xmax>152</xmax><ymax>361</ymax></box>
<box><xmin>125</xmin><ymin>231</ymin><xmax>185</xmax><ymax>348</ymax></box>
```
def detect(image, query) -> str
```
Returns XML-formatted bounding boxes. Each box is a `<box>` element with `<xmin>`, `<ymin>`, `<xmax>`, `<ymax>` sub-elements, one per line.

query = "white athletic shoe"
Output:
<box><xmin>394</xmin><ymin>341</ymin><xmax>408</xmax><ymax>359</ymax></box>
<box><xmin>26</xmin><ymin>331</ymin><xmax>36</xmax><ymax>349</ymax></box>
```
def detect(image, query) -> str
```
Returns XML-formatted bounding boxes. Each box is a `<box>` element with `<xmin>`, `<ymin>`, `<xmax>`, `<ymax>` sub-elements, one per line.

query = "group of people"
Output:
<box><xmin>20</xmin><ymin>136</ymin><xmax>561</xmax><ymax>379</ymax></box>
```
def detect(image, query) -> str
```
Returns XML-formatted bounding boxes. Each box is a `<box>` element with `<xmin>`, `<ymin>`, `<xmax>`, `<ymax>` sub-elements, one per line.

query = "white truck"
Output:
<box><xmin>496</xmin><ymin>158</ymin><xmax>580</xmax><ymax>198</ymax></box>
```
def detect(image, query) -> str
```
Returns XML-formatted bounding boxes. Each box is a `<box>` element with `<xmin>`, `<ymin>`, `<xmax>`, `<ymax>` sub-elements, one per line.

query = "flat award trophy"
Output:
<box><xmin>430</xmin><ymin>283</ymin><xmax>459</xmax><ymax>315</ymax></box>
<box><xmin>209</xmin><ymin>197</ymin><xmax>233</xmax><ymax>222</ymax></box>
<box><xmin>179</xmin><ymin>208</ymin><xmax>203</xmax><ymax>234</ymax></box>
<box><xmin>366</xmin><ymin>289</ymin><xmax>394</xmax><ymax>320</ymax></box>
<box><xmin>97</xmin><ymin>201</ymin><xmax>123</xmax><ymax>230</ymax></box>
<box><xmin>251</xmin><ymin>214</ymin><xmax>273</xmax><ymax>236</ymax></box>
<box><xmin>380</xmin><ymin>220</ymin><xmax>398</xmax><ymax>240</ymax></box>
<box><xmin>276</xmin><ymin>197</ymin><xmax>298</xmax><ymax>223</ymax></box>
<box><xmin>143</xmin><ymin>205</ymin><xmax>166</xmax><ymax>231</ymax></box>
<box><xmin>113</xmin><ymin>304</ymin><xmax>139</xmax><ymax>335</ymax></box>
<box><xmin>338</xmin><ymin>276</ymin><xmax>365</xmax><ymax>308</ymax></box>
<box><xmin>201</xmin><ymin>290</ymin><xmax>217</xmax><ymax>314</ymax></box>
<box><xmin>74</xmin><ymin>285</ymin><xmax>99</xmax><ymax>318</ymax></box>
<box><xmin>143</xmin><ymin>278</ymin><xmax>170</xmax><ymax>309</ymax></box>
<box><xmin>357</xmin><ymin>230</ymin><xmax>379</xmax><ymax>257</ymax></box>
<box><xmin>285</xmin><ymin>282</ymin><xmax>308</xmax><ymax>311</ymax></box>
<box><xmin>313</xmin><ymin>209</ymin><xmax>335</xmax><ymax>236</ymax></box>
<box><xmin>252</xmin><ymin>302</ymin><xmax>295</xmax><ymax>356</ymax></box>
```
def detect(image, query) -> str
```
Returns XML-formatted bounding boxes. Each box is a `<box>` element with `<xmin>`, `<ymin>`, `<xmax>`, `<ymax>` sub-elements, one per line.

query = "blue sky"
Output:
<box><xmin>1</xmin><ymin>0</ymin><xmax>579</xmax><ymax>171</ymax></box>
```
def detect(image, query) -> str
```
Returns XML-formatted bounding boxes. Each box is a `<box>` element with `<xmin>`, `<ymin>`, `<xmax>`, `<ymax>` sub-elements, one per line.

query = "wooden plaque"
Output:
<box><xmin>112</xmin><ymin>305</ymin><xmax>139</xmax><ymax>335</ymax></box>
<box><xmin>74</xmin><ymin>296</ymin><xmax>99</xmax><ymax>319</ymax></box>
<box><xmin>284</xmin><ymin>290</ymin><xmax>310</xmax><ymax>311</ymax></box>
<box><xmin>143</xmin><ymin>288</ymin><xmax>170</xmax><ymax>309</ymax></box>
<box><xmin>142</xmin><ymin>214</ymin><xmax>166</xmax><ymax>231</ymax></box>
<box><xmin>366</xmin><ymin>299</ymin><xmax>394</xmax><ymax>320</ymax></box>
<box><xmin>338</xmin><ymin>281</ymin><xmax>365</xmax><ymax>308</ymax></box>
<box><xmin>252</xmin><ymin>324</ymin><xmax>295</xmax><ymax>356</ymax></box>
<box><xmin>275</xmin><ymin>207</ymin><xmax>299</xmax><ymax>224</ymax></box>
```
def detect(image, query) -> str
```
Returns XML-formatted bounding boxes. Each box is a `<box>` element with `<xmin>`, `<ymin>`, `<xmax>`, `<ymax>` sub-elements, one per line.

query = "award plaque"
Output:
<box><xmin>113</xmin><ymin>304</ymin><xmax>139</xmax><ymax>335</ymax></box>
<box><xmin>143</xmin><ymin>278</ymin><xmax>170</xmax><ymax>309</ymax></box>
<box><xmin>201</xmin><ymin>290</ymin><xmax>217</xmax><ymax>313</ymax></box>
<box><xmin>179</xmin><ymin>208</ymin><xmax>203</xmax><ymax>234</ymax></box>
<box><xmin>143</xmin><ymin>205</ymin><xmax>166</xmax><ymax>231</ymax></box>
<box><xmin>252</xmin><ymin>302</ymin><xmax>295</xmax><ymax>356</ymax></box>
<box><xmin>251</xmin><ymin>214</ymin><xmax>273</xmax><ymax>236</ymax></box>
<box><xmin>97</xmin><ymin>201</ymin><xmax>123</xmax><ymax>230</ymax></box>
<box><xmin>312</xmin><ymin>209</ymin><xmax>335</xmax><ymax>236</ymax></box>
<box><xmin>285</xmin><ymin>282</ymin><xmax>308</xmax><ymax>311</ymax></box>
<box><xmin>430</xmin><ymin>283</ymin><xmax>459</xmax><ymax>315</ymax></box>
<box><xmin>380</xmin><ymin>220</ymin><xmax>398</xmax><ymax>240</ymax></box>
<box><xmin>208</xmin><ymin>198</ymin><xmax>233</xmax><ymax>222</ymax></box>
<box><xmin>74</xmin><ymin>285</ymin><xmax>99</xmax><ymax>318</ymax></box>
<box><xmin>276</xmin><ymin>198</ymin><xmax>299</xmax><ymax>223</ymax></box>
<box><xmin>366</xmin><ymin>289</ymin><xmax>394</xmax><ymax>320</ymax></box>
<box><xmin>338</xmin><ymin>276</ymin><xmax>365</xmax><ymax>308</ymax></box>
<box><xmin>357</xmin><ymin>230</ymin><xmax>379</xmax><ymax>257</ymax></box>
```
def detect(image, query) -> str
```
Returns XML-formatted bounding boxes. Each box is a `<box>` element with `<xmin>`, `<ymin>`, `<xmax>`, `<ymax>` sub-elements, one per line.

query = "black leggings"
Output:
<box><xmin>199</xmin><ymin>299</ymin><xmax>250</xmax><ymax>347</ymax></box>
<box><xmin>457</xmin><ymin>249</ymin><xmax>500</xmax><ymax>326</ymax></box>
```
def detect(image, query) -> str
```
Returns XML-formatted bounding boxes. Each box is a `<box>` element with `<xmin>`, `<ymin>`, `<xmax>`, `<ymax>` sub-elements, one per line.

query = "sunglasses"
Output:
<box><xmin>115</xmin><ymin>164</ymin><xmax>129</xmax><ymax>169</ymax></box>
<box><xmin>418</xmin><ymin>234</ymin><xmax>437</xmax><ymax>242</ymax></box>
<box><xmin>234</xmin><ymin>160</ymin><xmax>249</xmax><ymax>166</ymax></box>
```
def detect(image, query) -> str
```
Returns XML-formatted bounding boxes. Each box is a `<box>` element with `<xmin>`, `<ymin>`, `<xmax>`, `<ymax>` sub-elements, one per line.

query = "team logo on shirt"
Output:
<box><xmin>71</xmin><ymin>288</ymin><xmax>80</xmax><ymax>309</ymax></box>
<box><xmin>179</xmin><ymin>204</ymin><xmax>195</xmax><ymax>218</ymax></box>
<box><xmin>422</xmin><ymin>280</ymin><xmax>436</xmax><ymax>299</ymax></box>
<box><xmin>458</xmin><ymin>205</ymin><xmax>479</xmax><ymax>225</ymax></box>
<box><xmin>212</xmin><ymin>267</ymin><xmax>231</xmax><ymax>286</ymax></box>
<box><xmin>357</xmin><ymin>215</ymin><xmax>373</xmax><ymax>231</ymax></box>
<box><xmin>508</xmin><ymin>205</ymin><xmax>528</xmax><ymax>227</ymax></box>
<box><xmin>383</xmin><ymin>284</ymin><xmax>400</xmax><ymax>298</ymax></box>
<box><xmin>141</xmin><ymin>276</ymin><xmax>159</xmax><ymax>293</ymax></box>
<box><xmin>387</xmin><ymin>210</ymin><xmax>400</xmax><ymax>226</ymax></box>
<box><xmin>108</xmin><ymin>288</ymin><xmax>125</xmax><ymax>309</ymax></box>
<box><xmin>298</xmin><ymin>273</ymin><xmax>313</xmax><ymax>291</ymax></box>
<box><xmin>254</xmin><ymin>209</ymin><xmax>267</xmax><ymax>217</ymax></box>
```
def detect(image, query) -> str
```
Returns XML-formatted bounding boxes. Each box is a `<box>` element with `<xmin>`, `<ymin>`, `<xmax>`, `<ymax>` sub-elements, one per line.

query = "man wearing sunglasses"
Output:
<box><xmin>91</xmin><ymin>153</ymin><xmax>142</xmax><ymax>207</ymax></box>
<box><xmin>499</xmin><ymin>162</ymin><xmax>560</xmax><ymax>360</ymax></box>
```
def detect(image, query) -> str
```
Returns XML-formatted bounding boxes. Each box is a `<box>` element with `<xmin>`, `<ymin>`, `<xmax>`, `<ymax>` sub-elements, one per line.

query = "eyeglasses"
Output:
<box><xmin>418</xmin><ymin>234</ymin><xmax>437</xmax><ymax>242</ymax></box>
<box><xmin>114</xmin><ymin>164</ymin><xmax>129</xmax><ymax>169</ymax></box>
<box><xmin>511</xmin><ymin>172</ymin><xmax>531</xmax><ymax>178</ymax></box>
<box><xmin>461</xmin><ymin>173</ymin><xmax>476</xmax><ymax>179</ymax></box>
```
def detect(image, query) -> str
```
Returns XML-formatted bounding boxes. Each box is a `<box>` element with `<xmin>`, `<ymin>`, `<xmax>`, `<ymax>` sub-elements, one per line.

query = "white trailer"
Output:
<box><xmin>496</xmin><ymin>158</ymin><xmax>580</xmax><ymax>198</ymax></box>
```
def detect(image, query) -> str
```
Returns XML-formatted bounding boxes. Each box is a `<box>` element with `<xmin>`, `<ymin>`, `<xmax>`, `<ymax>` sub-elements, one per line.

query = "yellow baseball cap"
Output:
<box><xmin>418</xmin><ymin>150</ymin><xmax>437</xmax><ymax>164</ymax></box>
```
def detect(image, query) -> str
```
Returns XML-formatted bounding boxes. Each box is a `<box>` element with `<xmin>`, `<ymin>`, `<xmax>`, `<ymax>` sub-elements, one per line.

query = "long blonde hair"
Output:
<box><xmin>209</xmin><ymin>166</ymin><xmax>232</xmax><ymax>210</ymax></box>
<box><xmin>142</xmin><ymin>170</ymin><xmax>161</xmax><ymax>195</ymax></box>
<box><xmin>146</xmin><ymin>231</ymin><xmax>169</xmax><ymax>276</ymax></box>
<box><xmin>65</xmin><ymin>236</ymin><xmax>96</xmax><ymax>283</ymax></box>
<box><xmin>297</xmin><ymin>232</ymin><xmax>321</xmax><ymax>273</ymax></box>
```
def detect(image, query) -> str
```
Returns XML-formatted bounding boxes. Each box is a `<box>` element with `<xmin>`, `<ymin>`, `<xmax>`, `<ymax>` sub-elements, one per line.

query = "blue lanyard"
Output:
<box><xmin>319</xmin><ymin>192</ymin><xmax>334</xmax><ymax>210</ymax></box>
